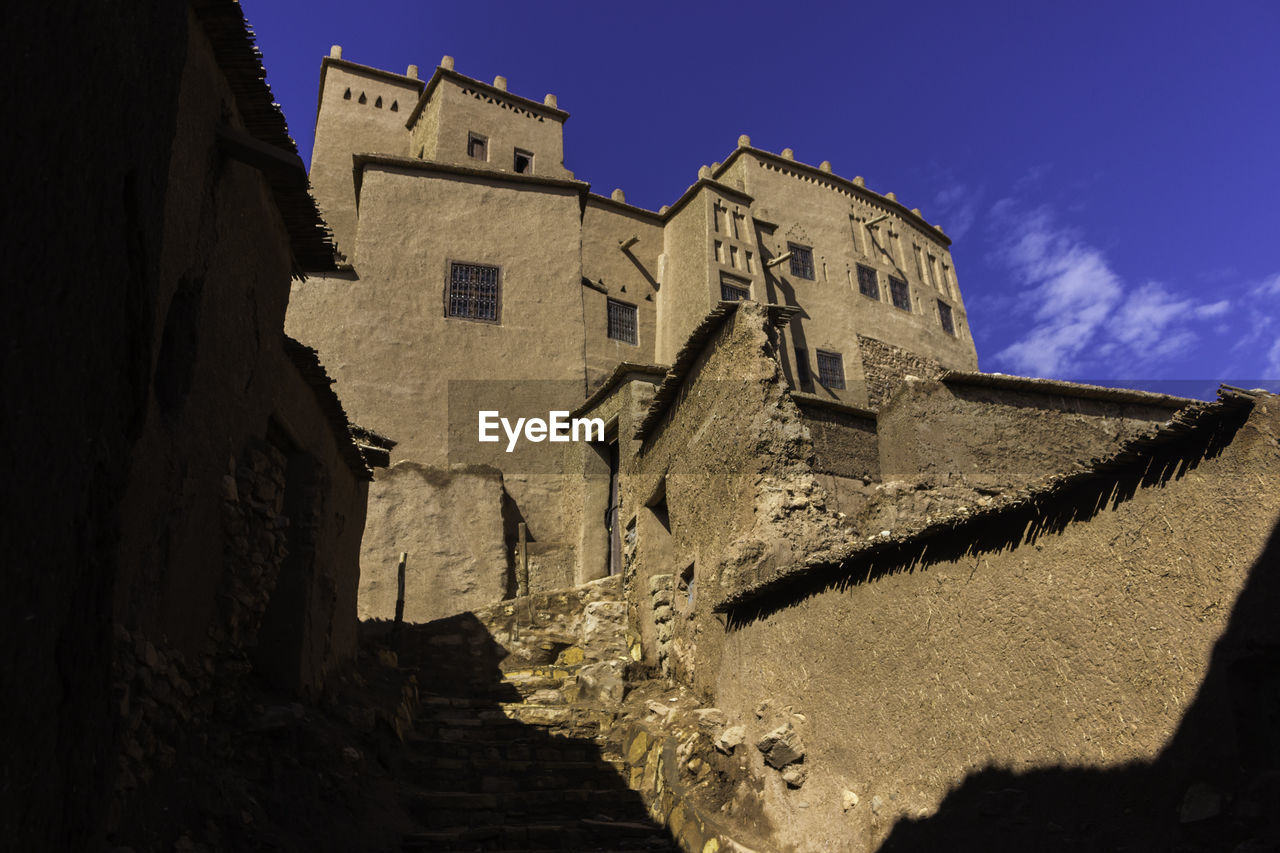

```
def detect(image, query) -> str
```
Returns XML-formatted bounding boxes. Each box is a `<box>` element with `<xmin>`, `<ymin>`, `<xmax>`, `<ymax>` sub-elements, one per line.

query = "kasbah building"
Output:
<box><xmin>7</xmin><ymin>3</ymin><xmax>1277</xmax><ymax>851</ymax></box>
<box><xmin>281</xmin><ymin>45</ymin><xmax>1280</xmax><ymax>851</ymax></box>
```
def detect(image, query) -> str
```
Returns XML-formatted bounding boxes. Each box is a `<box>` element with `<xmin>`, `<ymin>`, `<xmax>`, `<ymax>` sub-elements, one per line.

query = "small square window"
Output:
<box><xmin>467</xmin><ymin>132</ymin><xmax>488</xmax><ymax>161</ymax></box>
<box><xmin>720</xmin><ymin>273</ymin><xmax>750</xmax><ymax>302</ymax></box>
<box><xmin>447</xmin><ymin>261</ymin><xmax>500</xmax><ymax>322</ymax></box>
<box><xmin>938</xmin><ymin>299</ymin><xmax>956</xmax><ymax>336</ymax></box>
<box><xmin>816</xmin><ymin>350</ymin><xmax>845</xmax><ymax>389</ymax></box>
<box><xmin>889</xmin><ymin>277</ymin><xmax>911</xmax><ymax>311</ymax></box>
<box><xmin>513</xmin><ymin>148</ymin><xmax>533</xmax><ymax>173</ymax></box>
<box><xmin>788</xmin><ymin>243</ymin><xmax>815</xmax><ymax>280</ymax></box>
<box><xmin>856</xmin><ymin>264</ymin><xmax>879</xmax><ymax>300</ymax></box>
<box><xmin>607</xmin><ymin>298</ymin><xmax>638</xmax><ymax>345</ymax></box>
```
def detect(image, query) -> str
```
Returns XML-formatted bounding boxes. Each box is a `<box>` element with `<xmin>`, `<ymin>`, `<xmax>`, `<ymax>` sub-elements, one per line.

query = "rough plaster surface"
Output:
<box><xmin>359</xmin><ymin>463</ymin><xmax>507</xmax><ymax>623</ymax></box>
<box><xmin>705</xmin><ymin>400</ymin><xmax>1279</xmax><ymax>852</ymax></box>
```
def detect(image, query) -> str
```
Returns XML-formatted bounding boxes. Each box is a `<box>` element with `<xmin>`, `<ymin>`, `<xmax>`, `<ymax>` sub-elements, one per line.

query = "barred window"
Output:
<box><xmin>788</xmin><ymin>242</ymin><xmax>815</xmax><ymax>280</ymax></box>
<box><xmin>938</xmin><ymin>299</ymin><xmax>956</xmax><ymax>336</ymax></box>
<box><xmin>607</xmin><ymin>298</ymin><xmax>638</xmax><ymax>344</ymax></box>
<box><xmin>856</xmin><ymin>264</ymin><xmax>879</xmax><ymax>299</ymax></box>
<box><xmin>816</xmin><ymin>350</ymin><xmax>845</xmax><ymax>389</ymax></box>
<box><xmin>720</xmin><ymin>273</ymin><xmax>750</xmax><ymax>302</ymax></box>
<box><xmin>889</xmin><ymin>277</ymin><xmax>911</xmax><ymax>311</ymax></box>
<box><xmin>447</xmin><ymin>261</ymin><xmax>500</xmax><ymax>322</ymax></box>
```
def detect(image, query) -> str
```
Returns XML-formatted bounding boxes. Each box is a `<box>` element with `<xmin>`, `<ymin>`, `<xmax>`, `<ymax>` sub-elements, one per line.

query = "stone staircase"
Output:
<box><xmin>380</xmin><ymin>578</ymin><xmax>678</xmax><ymax>852</ymax></box>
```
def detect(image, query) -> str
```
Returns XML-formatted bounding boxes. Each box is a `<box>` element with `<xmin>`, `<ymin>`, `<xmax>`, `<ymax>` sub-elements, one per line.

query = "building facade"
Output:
<box><xmin>287</xmin><ymin>49</ymin><xmax>981</xmax><ymax>617</ymax></box>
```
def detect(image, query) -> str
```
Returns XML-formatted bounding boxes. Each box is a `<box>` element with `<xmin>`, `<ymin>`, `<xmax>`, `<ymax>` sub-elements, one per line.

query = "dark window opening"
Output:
<box><xmin>447</xmin><ymin>261</ymin><xmax>500</xmax><ymax>322</ymax></box>
<box><xmin>788</xmin><ymin>242</ymin><xmax>815</xmax><ymax>280</ymax></box>
<box><xmin>513</xmin><ymin>148</ymin><xmax>533</xmax><ymax>173</ymax></box>
<box><xmin>467</xmin><ymin>132</ymin><xmax>488</xmax><ymax>161</ymax></box>
<box><xmin>678</xmin><ymin>562</ymin><xmax>695</xmax><ymax>607</ymax></box>
<box><xmin>342</xmin><ymin>88</ymin><xmax>351</xmax><ymax>100</ymax></box>
<box><xmin>938</xmin><ymin>299</ymin><xmax>956</xmax><ymax>335</ymax></box>
<box><xmin>857</xmin><ymin>264</ymin><xmax>880</xmax><ymax>299</ymax></box>
<box><xmin>607</xmin><ymin>298</ymin><xmax>638</xmax><ymax>345</ymax></box>
<box><xmin>390</xmin><ymin>100</ymin><xmax>398</xmax><ymax>112</ymax></box>
<box><xmin>720</xmin><ymin>273</ymin><xmax>751</xmax><ymax>302</ymax></box>
<box><xmin>795</xmin><ymin>348</ymin><xmax>811</xmax><ymax>387</ymax></box>
<box><xmin>357</xmin><ymin>92</ymin><xmax>367</xmax><ymax>104</ymax></box>
<box><xmin>816</xmin><ymin>350</ymin><xmax>845</xmax><ymax>389</ymax></box>
<box><xmin>374</xmin><ymin>96</ymin><xmax>383</xmax><ymax>108</ymax></box>
<box><xmin>889</xmin><ymin>277</ymin><xmax>911</xmax><ymax>311</ymax></box>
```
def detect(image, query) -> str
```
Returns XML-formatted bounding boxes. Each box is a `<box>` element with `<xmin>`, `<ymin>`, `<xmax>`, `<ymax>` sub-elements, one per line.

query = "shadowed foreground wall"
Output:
<box><xmin>709</xmin><ymin>399</ymin><xmax>1279</xmax><ymax>852</ymax></box>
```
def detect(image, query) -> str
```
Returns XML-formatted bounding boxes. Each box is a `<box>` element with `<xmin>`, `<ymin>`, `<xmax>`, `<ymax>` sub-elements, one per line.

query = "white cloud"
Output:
<box><xmin>931</xmin><ymin>183</ymin><xmax>982</xmax><ymax>242</ymax></box>
<box><xmin>989</xmin><ymin>203</ymin><xmax>1235</xmax><ymax>379</ymax></box>
<box><xmin>1267</xmin><ymin>339</ymin><xmax>1280</xmax><ymax>379</ymax></box>
<box><xmin>1253</xmin><ymin>272</ymin><xmax>1280</xmax><ymax>298</ymax></box>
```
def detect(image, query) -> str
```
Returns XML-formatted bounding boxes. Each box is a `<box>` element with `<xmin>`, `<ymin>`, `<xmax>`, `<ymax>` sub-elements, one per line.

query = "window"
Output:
<box><xmin>720</xmin><ymin>273</ymin><xmax>750</xmax><ymax>302</ymax></box>
<box><xmin>795</xmin><ymin>348</ymin><xmax>811</xmax><ymax>386</ymax></box>
<box><xmin>513</xmin><ymin>148</ymin><xmax>533</xmax><ymax>173</ymax></box>
<box><xmin>467</xmin><ymin>132</ymin><xmax>487</xmax><ymax>161</ymax></box>
<box><xmin>607</xmin><ymin>298</ymin><xmax>638</xmax><ymax>344</ymax></box>
<box><xmin>788</xmin><ymin>242</ymin><xmax>815</xmax><ymax>280</ymax></box>
<box><xmin>938</xmin><ymin>299</ymin><xmax>956</xmax><ymax>336</ymax></box>
<box><xmin>816</xmin><ymin>350</ymin><xmax>845</xmax><ymax>389</ymax></box>
<box><xmin>447</xmin><ymin>261</ymin><xmax>500</xmax><ymax>322</ymax></box>
<box><xmin>889</xmin><ymin>277</ymin><xmax>911</xmax><ymax>311</ymax></box>
<box><xmin>856</xmin><ymin>264</ymin><xmax>879</xmax><ymax>300</ymax></box>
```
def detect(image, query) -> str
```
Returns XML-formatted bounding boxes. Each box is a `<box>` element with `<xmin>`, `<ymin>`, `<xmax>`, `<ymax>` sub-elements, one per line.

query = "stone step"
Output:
<box><xmin>402</xmin><ymin>818</ymin><xmax>677</xmax><ymax>851</ymax></box>
<box><xmin>409</xmin><ymin>768</ymin><xmax>632</xmax><ymax>795</ymax></box>
<box><xmin>402</xmin><ymin>736</ymin><xmax>617</xmax><ymax>763</ymax></box>
<box><xmin>407</xmin><ymin>788</ymin><xmax>654</xmax><ymax>825</ymax></box>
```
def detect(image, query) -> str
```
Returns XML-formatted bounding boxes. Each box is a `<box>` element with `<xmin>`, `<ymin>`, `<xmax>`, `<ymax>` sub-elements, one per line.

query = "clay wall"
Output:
<box><xmin>2</xmin><ymin>4</ymin><xmax>367</xmax><ymax>847</ymax></box>
<box><xmin>702</xmin><ymin>398</ymin><xmax>1278</xmax><ymax>852</ymax></box>
<box><xmin>655</xmin><ymin>187</ymin><xmax>715</xmax><ymax>363</ymax></box>
<box><xmin>310</xmin><ymin>57</ymin><xmax>421</xmax><ymax>254</ymax></box>
<box><xmin>878</xmin><ymin>375</ymin><xmax>1189</xmax><ymax>489</ymax></box>
<box><xmin>413</xmin><ymin>71</ymin><xmax>570</xmax><ymax>179</ymax></box>
<box><xmin>722</xmin><ymin>148</ymin><xmax>978</xmax><ymax>406</ymax></box>
<box><xmin>624</xmin><ymin>305</ymin><xmax>842</xmax><ymax>689</ymax></box>
<box><xmin>581</xmin><ymin>197</ymin><xmax>663</xmax><ymax>387</ymax></box>
<box><xmin>357</xmin><ymin>463</ymin><xmax>508</xmax><ymax>622</ymax></box>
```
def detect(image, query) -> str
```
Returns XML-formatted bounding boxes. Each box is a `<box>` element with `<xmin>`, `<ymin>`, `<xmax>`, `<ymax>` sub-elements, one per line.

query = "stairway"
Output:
<box><xmin>386</xmin><ymin>582</ymin><xmax>677</xmax><ymax>852</ymax></box>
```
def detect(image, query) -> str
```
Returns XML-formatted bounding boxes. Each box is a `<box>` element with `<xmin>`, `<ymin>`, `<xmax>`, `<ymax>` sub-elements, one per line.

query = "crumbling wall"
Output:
<box><xmin>856</xmin><ymin>334</ymin><xmax>943</xmax><ymax>408</ymax></box>
<box><xmin>702</xmin><ymin>397</ymin><xmax>1279</xmax><ymax>852</ymax></box>
<box><xmin>625</xmin><ymin>303</ymin><xmax>849</xmax><ymax>696</ymax></box>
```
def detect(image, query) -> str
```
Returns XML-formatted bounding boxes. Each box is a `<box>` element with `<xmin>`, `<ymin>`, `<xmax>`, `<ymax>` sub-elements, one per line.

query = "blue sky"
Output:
<box><xmin>244</xmin><ymin>0</ymin><xmax>1280</xmax><ymax>390</ymax></box>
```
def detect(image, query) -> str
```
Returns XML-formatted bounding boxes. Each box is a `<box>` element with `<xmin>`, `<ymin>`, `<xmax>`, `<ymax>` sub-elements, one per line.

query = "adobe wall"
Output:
<box><xmin>358</xmin><ymin>463</ymin><xmax>508</xmax><ymax>622</ymax></box>
<box><xmin>581</xmin><ymin>198</ymin><xmax>663</xmax><ymax>387</ymax></box>
<box><xmin>878</xmin><ymin>376</ymin><xmax>1188</xmax><ymax>489</ymax></box>
<box><xmin>2</xmin><ymin>4</ymin><xmax>368</xmax><ymax>847</ymax></box>
<box><xmin>0</xmin><ymin>2</ymin><xmax>189</xmax><ymax>847</ymax></box>
<box><xmin>623</xmin><ymin>304</ymin><xmax>848</xmax><ymax>690</ymax></box>
<box><xmin>310</xmin><ymin>58</ymin><xmax>421</xmax><ymax>254</ymax></box>
<box><xmin>286</xmin><ymin>167</ymin><xmax>586</xmax><ymax>465</ymax></box>
<box><xmin>721</xmin><ymin>148</ymin><xmax>978</xmax><ymax>406</ymax></box>
<box><xmin>656</xmin><ymin>187</ymin><xmax>716</xmax><ymax>363</ymax></box>
<box><xmin>413</xmin><ymin>72</ymin><xmax>570</xmax><ymax>178</ymax></box>
<box><xmin>702</xmin><ymin>398</ymin><xmax>1279</xmax><ymax>852</ymax></box>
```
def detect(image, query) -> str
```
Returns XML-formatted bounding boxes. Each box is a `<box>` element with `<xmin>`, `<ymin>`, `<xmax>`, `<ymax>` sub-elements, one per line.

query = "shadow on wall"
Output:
<box><xmin>361</xmin><ymin>613</ymin><xmax>679</xmax><ymax>850</ymax></box>
<box><xmin>723</xmin><ymin>399</ymin><xmax>1253</xmax><ymax>628</ymax></box>
<box><xmin>877</xmin><ymin>514</ymin><xmax>1280</xmax><ymax>853</ymax></box>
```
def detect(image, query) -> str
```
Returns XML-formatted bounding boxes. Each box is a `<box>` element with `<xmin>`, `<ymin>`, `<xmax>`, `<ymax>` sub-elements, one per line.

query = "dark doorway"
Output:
<box><xmin>606</xmin><ymin>438</ymin><xmax>620</xmax><ymax>576</ymax></box>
